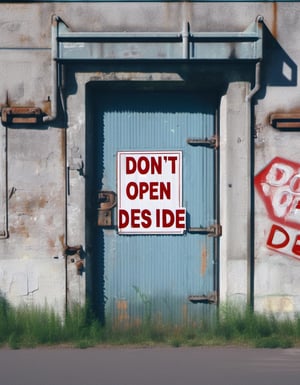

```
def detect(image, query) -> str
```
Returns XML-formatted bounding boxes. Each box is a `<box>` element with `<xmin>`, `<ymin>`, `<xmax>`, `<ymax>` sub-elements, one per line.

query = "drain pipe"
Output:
<box><xmin>244</xmin><ymin>60</ymin><xmax>261</xmax><ymax>310</ymax></box>
<box><xmin>245</xmin><ymin>61</ymin><xmax>261</xmax><ymax>102</ymax></box>
<box><xmin>244</xmin><ymin>16</ymin><xmax>264</xmax><ymax>310</ymax></box>
<box><xmin>43</xmin><ymin>15</ymin><xmax>59</xmax><ymax>123</ymax></box>
<box><xmin>245</xmin><ymin>16</ymin><xmax>263</xmax><ymax>102</ymax></box>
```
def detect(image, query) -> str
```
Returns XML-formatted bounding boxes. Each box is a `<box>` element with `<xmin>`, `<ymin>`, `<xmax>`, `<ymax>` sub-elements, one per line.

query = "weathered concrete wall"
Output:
<box><xmin>253</xmin><ymin>3</ymin><xmax>300</xmax><ymax>317</ymax></box>
<box><xmin>0</xmin><ymin>2</ymin><xmax>300</xmax><ymax>318</ymax></box>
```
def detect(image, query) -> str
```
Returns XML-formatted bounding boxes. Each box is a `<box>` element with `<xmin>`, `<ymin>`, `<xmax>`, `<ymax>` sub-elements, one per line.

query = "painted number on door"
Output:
<box><xmin>117</xmin><ymin>151</ymin><xmax>186</xmax><ymax>234</ymax></box>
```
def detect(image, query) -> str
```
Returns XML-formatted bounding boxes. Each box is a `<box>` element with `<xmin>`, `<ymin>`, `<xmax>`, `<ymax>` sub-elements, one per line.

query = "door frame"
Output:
<box><xmin>64</xmin><ymin>69</ymin><xmax>253</xmax><ymax>315</ymax></box>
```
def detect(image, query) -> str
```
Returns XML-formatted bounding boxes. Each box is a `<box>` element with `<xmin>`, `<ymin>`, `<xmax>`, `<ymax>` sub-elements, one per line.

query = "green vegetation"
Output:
<box><xmin>1</xmin><ymin>298</ymin><xmax>300</xmax><ymax>349</ymax></box>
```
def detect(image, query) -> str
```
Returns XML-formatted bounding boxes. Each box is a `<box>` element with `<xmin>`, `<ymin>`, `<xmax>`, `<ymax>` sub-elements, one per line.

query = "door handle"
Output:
<box><xmin>97</xmin><ymin>191</ymin><xmax>117</xmax><ymax>227</ymax></box>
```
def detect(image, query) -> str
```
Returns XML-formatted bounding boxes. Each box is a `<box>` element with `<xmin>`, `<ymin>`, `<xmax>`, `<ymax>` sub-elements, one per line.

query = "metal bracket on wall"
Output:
<box><xmin>270</xmin><ymin>113</ymin><xmax>300</xmax><ymax>130</ymax></box>
<box><xmin>187</xmin><ymin>135</ymin><xmax>219</xmax><ymax>149</ymax></box>
<box><xmin>188</xmin><ymin>291</ymin><xmax>217</xmax><ymax>304</ymax></box>
<box><xmin>1</xmin><ymin>107</ymin><xmax>43</xmax><ymax>125</ymax></box>
<box><xmin>188</xmin><ymin>224</ymin><xmax>222</xmax><ymax>237</ymax></box>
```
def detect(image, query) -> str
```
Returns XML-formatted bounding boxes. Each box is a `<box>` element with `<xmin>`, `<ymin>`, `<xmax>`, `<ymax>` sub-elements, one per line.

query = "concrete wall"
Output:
<box><xmin>0</xmin><ymin>1</ymin><xmax>300</xmax><ymax>318</ymax></box>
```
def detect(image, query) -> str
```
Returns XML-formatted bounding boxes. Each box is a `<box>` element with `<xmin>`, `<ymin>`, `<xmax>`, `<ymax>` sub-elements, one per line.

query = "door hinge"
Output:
<box><xmin>187</xmin><ymin>135</ymin><xmax>219</xmax><ymax>149</ymax></box>
<box><xmin>188</xmin><ymin>224</ymin><xmax>222</xmax><ymax>237</ymax></box>
<box><xmin>188</xmin><ymin>291</ymin><xmax>217</xmax><ymax>304</ymax></box>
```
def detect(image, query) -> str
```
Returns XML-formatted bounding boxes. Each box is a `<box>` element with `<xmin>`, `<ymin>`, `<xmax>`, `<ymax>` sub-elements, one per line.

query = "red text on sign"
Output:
<box><xmin>126</xmin><ymin>155</ymin><xmax>178</xmax><ymax>175</ymax></box>
<box><xmin>126</xmin><ymin>181</ymin><xmax>171</xmax><ymax>200</ymax></box>
<box><xmin>119</xmin><ymin>208</ymin><xmax>186</xmax><ymax>230</ymax></box>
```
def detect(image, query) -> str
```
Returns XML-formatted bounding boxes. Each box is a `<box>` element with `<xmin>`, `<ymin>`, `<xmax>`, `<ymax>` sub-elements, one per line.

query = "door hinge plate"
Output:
<box><xmin>188</xmin><ymin>291</ymin><xmax>217</xmax><ymax>304</ymax></box>
<box><xmin>1</xmin><ymin>107</ymin><xmax>43</xmax><ymax>125</ymax></box>
<box><xmin>188</xmin><ymin>224</ymin><xmax>222</xmax><ymax>237</ymax></box>
<box><xmin>187</xmin><ymin>135</ymin><xmax>219</xmax><ymax>149</ymax></box>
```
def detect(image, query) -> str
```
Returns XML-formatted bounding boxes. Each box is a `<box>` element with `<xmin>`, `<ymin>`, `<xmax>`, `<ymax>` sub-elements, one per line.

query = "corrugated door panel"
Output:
<box><xmin>95</xmin><ymin>90</ymin><xmax>217</xmax><ymax>325</ymax></box>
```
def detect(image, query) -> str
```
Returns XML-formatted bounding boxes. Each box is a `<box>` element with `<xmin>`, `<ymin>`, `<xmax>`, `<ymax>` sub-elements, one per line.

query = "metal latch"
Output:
<box><xmin>97</xmin><ymin>191</ymin><xmax>116</xmax><ymax>227</ymax></box>
<box><xmin>188</xmin><ymin>224</ymin><xmax>222</xmax><ymax>237</ymax></box>
<box><xmin>188</xmin><ymin>292</ymin><xmax>217</xmax><ymax>304</ymax></box>
<box><xmin>187</xmin><ymin>135</ymin><xmax>219</xmax><ymax>149</ymax></box>
<box><xmin>1</xmin><ymin>107</ymin><xmax>43</xmax><ymax>125</ymax></box>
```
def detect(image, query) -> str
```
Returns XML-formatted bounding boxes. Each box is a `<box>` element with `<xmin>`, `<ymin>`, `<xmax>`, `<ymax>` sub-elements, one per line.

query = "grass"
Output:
<box><xmin>1</xmin><ymin>298</ymin><xmax>300</xmax><ymax>349</ymax></box>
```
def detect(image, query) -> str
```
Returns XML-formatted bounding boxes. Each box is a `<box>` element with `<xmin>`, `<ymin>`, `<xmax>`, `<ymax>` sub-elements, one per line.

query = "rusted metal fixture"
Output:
<box><xmin>64</xmin><ymin>244</ymin><xmax>82</xmax><ymax>256</ymax></box>
<box><xmin>188</xmin><ymin>224</ymin><xmax>222</xmax><ymax>237</ymax></box>
<box><xmin>188</xmin><ymin>291</ymin><xmax>217</xmax><ymax>304</ymax></box>
<box><xmin>64</xmin><ymin>245</ymin><xmax>85</xmax><ymax>275</ymax></box>
<box><xmin>270</xmin><ymin>113</ymin><xmax>300</xmax><ymax>130</ymax></box>
<box><xmin>187</xmin><ymin>135</ymin><xmax>219</xmax><ymax>149</ymax></box>
<box><xmin>97</xmin><ymin>191</ymin><xmax>117</xmax><ymax>227</ymax></box>
<box><xmin>1</xmin><ymin>107</ymin><xmax>43</xmax><ymax>125</ymax></box>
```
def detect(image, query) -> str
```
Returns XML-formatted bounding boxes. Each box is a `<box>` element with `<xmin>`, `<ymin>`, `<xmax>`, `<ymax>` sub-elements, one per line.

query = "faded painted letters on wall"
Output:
<box><xmin>255</xmin><ymin>157</ymin><xmax>300</xmax><ymax>260</ymax></box>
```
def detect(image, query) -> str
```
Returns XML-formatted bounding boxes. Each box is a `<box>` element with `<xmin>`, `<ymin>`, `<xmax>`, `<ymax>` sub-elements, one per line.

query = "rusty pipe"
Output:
<box><xmin>245</xmin><ymin>16</ymin><xmax>263</xmax><ymax>102</ymax></box>
<box><xmin>245</xmin><ymin>62</ymin><xmax>261</xmax><ymax>102</ymax></box>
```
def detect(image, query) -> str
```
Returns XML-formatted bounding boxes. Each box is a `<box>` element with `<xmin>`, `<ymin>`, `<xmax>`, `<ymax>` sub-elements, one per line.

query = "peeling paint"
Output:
<box><xmin>264</xmin><ymin>296</ymin><xmax>294</xmax><ymax>313</ymax></box>
<box><xmin>201</xmin><ymin>246</ymin><xmax>208</xmax><ymax>277</ymax></box>
<box><xmin>0</xmin><ymin>269</ymin><xmax>38</xmax><ymax>297</ymax></box>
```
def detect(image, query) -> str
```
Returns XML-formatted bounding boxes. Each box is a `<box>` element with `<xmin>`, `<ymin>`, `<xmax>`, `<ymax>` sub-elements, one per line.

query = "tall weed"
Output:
<box><xmin>1</xmin><ymin>299</ymin><xmax>300</xmax><ymax>349</ymax></box>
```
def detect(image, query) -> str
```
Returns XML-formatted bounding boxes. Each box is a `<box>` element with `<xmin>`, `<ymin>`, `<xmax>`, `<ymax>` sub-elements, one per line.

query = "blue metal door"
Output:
<box><xmin>90</xmin><ymin>89</ymin><xmax>218</xmax><ymax>325</ymax></box>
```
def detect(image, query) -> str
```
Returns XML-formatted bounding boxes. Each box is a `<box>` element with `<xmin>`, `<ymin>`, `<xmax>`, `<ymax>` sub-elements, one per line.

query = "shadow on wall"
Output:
<box><xmin>257</xmin><ymin>23</ymin><xmax>297</xmax><ymax>100</ymax></box>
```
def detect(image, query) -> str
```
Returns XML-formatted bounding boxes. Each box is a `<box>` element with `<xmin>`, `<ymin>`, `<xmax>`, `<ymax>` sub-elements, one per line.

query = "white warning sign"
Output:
<box><xmin>117</xmin><ymin>151</ymin><xmax>186</xmax><ymax>234</ymax></box>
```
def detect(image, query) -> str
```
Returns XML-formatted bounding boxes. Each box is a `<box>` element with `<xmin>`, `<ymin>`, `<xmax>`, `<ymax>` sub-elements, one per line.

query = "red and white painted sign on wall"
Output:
<box><xmin>266</xmin><ymin>224</ymin><xmax>300</xmax><ymax>259</ymax></box>
<box><xmin>255</xmin><ymin>157</ymin><xmax>300</xmax><ymax>260</ymax></box>
<box><xmin>117</xmin><ymin>151</ymin><xmax>186</xmax><ymax>234</ymax></box>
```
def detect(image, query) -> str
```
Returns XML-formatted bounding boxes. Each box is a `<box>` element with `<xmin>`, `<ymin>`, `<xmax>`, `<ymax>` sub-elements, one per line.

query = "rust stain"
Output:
<box><xmin>59</xmin><ymin>234</ymin><xmax>65</xmax><ymax>248</ymax></box>
<box><xmin>116</xmin><ymin>299</ymin><xmax>128</xmax><ymax>311</ymax></box>
<box><xmin>201</xmin><ymin>246</ymin><xmax>208</xmax><ymax>276</ymax></box>
<box><xmin>11</xmin><ymin>195</ymin><xmax>48</xmax><ymax>216</ymax></box>
<box><xmin>42</xmin><ymin>98</ymin><xmax>51</xmax><ymax>117</ymax></box>
<box><xmin>59</xmin><ymin>126</ymin><xmax>66</xmax><ymax>172</ymax></box>
<box><xmin>272</xmin><ymin>1</ymin><xmax>278</xmax><ymax>39</ymax></box>
<box><xmin>9</xmin><ymin>223</ymin><xmax>30</xmax><ymax>238</ymax></box>
<box><xmin>48</xmin><ymin>238</ymin><xmax>55</xmax><ymax>249</ymax></box>
<box><xmin>133</xmin><ymin>318</ymin><xmax>142</xmax><ymax>328</ymax></box>
<box><xmin>38</xmin><ymin>196</ymin><xmax>48</xmax><ymax>208</ymax></box>
<box><xmin>116</xmin><ymin>299</ymin><xmax>129</xmax><ymax>325</ymax></box>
